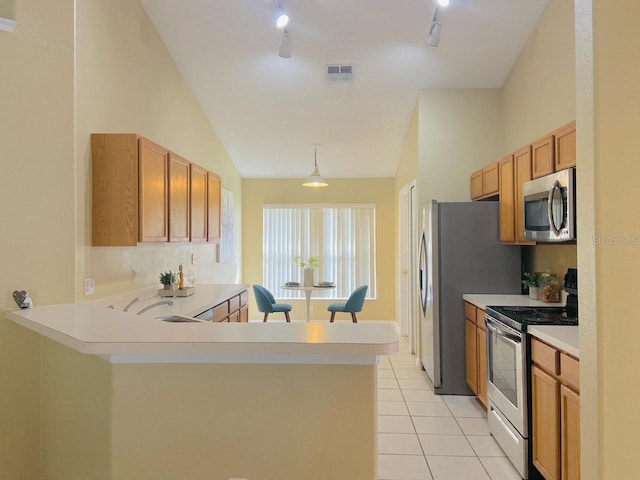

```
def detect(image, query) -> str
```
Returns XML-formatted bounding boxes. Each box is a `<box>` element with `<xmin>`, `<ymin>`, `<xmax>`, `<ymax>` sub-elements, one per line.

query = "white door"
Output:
<box><xmin>398</xmin><ymin>181</ymin><xmax>417</xmax><ymax>352</ymax></box>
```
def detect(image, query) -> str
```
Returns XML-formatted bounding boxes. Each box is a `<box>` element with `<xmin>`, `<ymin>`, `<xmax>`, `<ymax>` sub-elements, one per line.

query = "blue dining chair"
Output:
<box><xmin>328</xmin><ymin>285</ymin><xmax>368</xmax><ymax>323</ymax></box>
<box><xmin>253</xmin><ymin>284</ymin><xmax>292</xmax><ymax>322</ymax></box>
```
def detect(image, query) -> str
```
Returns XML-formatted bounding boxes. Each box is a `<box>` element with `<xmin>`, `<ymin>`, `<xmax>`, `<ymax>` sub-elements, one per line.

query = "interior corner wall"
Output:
<box><xmin>242</xmin><ymin>178</ymin><xmax>396</xmax><ymax>322</ymax></box>
<box><xmin>0</xmin><ymin>0</ymin><xmax>76</xmax><ymax>478</ymax></box>
<box><xmin>417</xmin><ymin>89</ymin><xmax>502</xmax><ymax>208</ymax></box>
<box><xmin>75</xmin><ymin>0</ymin><xmax>243</xmax><ymax>300</ymax></box>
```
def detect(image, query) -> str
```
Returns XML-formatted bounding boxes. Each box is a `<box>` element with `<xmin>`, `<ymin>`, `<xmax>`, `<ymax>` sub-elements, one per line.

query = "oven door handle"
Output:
<box><xmin>486</xmin><ymin>321</ymin><xmax>521</xmax><ymax>345</ymax></box>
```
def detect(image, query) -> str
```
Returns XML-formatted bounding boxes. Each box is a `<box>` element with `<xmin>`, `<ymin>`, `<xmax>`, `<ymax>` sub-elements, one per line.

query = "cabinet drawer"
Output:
<box><xmin>464</xmin><ymin>302</ymin><xmax>477</xmax><ymax>323</ymax></box>
<box><xmin>228</xmin><ymin>294</ymin><xmax>241</xmax><ymax>313</ymax></box>
<box><xmin>560</xmin><ymin>353</ymin><xmax>580</xmax><ymax>391</ymax></box>
<box><xmin>239</xmin><ymin>305</ymin><xmax>249</xmax><ymax>323</ymax></box>
<box><xmin>228</xmin><ymin>311</ymin><xmax>240</xmax><ymax>323</ymax></box>
<box><xmin>531</xmin><ymin>338</ymin><xmax>559</xmax><ymax>375</ymax></box>
<box><xmin>476</xmin><ymin>308</ymin><xmax>486</xmax><ymax>330</ymax></box>
<box><xmin>212</xmin><ymin>302</ymin><xmax>229</xmax><ymax>322</ymax></box>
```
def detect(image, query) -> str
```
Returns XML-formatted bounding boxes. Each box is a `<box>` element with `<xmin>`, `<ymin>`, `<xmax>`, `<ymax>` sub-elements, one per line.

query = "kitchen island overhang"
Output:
<box><xmin>6</xmin><ymin>295</ymin><xmax>398</xmax><ymax>480</ymax></box>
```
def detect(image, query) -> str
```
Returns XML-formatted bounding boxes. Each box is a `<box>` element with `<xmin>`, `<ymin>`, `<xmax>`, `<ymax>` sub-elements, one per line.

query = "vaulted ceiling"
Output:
<box><xmin>141</xmin><ymin>0</ymin><xmax>548</xmax><ymax>179</ymax></box>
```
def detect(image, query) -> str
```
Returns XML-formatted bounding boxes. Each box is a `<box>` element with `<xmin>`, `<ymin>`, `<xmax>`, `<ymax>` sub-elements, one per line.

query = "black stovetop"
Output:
<box><xmin>486</xmin><ymin>305</ymin><xmax>579</xmax><ymax>332</ymax></box>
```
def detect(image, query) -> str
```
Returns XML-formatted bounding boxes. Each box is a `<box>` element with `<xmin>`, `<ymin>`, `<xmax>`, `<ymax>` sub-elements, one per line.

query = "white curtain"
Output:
<box><xmin>263</xmin><ymin>204</ymin><xmax>376</xmax><ymax>299</ymax></box>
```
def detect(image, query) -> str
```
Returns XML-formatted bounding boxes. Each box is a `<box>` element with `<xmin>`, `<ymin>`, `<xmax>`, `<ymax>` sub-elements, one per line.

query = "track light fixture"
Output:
<box><xmin>437</xmin><ymin>0</ymin><xmax>450</xmax><ymax>6</ymax></box>
<box><xmin>279</xmin><ymin>28</ymin><xmax>292</xmax><ymax>58</ymax></box>
<box><xmin>303</xmin><ymin>145</ymin><xmax>328</xmax><ymax>188</ymax></box>
<box><xmin>427</xmin><ymin>5</ymin><xmax>443</xmax><ymax>47</ymax></box>
<box><xmin>275</xmin><ymin>1</ymin><xmax>289</xmax><ymax>28</ymax></box>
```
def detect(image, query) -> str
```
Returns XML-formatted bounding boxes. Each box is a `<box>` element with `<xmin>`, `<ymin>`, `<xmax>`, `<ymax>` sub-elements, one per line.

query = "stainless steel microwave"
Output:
<box><xmin>523</xmin><ymin>168</ymin><xmax>575</xmax><ymax>242</ymax></box>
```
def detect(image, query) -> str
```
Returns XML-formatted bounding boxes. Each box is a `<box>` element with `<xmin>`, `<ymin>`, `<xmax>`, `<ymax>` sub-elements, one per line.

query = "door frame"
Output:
<box><xmin>398</xmin><ymin>180</ymin><xmax>417</xmax><ymax>352</ymax></box>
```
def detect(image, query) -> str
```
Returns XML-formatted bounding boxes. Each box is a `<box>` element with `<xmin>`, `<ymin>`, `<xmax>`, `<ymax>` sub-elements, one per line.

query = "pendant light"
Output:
<box><xmin>303</xmin><ymin>145</ymin><xmax>328</xmax><ymax>187</ymax></box>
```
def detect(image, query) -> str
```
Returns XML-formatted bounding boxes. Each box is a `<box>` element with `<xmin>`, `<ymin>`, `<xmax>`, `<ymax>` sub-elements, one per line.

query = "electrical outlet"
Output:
<box><xmin>84</xmin><ymin>278</ymin><xmax>95</xmax><ymax>296</ymax></box>
<box><xmin>191</xmin><ymin>253</ymin><xmax>196</xmax><ymax>265</ymax></box>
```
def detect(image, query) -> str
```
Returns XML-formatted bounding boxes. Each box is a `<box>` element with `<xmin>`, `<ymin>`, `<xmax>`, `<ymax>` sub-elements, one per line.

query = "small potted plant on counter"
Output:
<box><xmin>522</xmin><ymin>272</ymin><xmax>541</xmax><ymax>300</ymax></box>
<box><xmin>294</xmin><ymin>256</ymin><xmax>319</xmax><ymax>286</ymax></box>
<box><xmin>159</xmin><ymin>271</ymin><xmax>177</xmax><ymax>291</ymax></box>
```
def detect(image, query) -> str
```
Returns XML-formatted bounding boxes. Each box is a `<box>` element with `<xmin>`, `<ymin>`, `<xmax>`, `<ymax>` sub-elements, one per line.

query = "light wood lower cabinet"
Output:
<box><xmin>195</xmin><ymin>290</ymin><xmax>249</xmax><ymax>323</ymax></box>
<box><xmin>531</xmin><ymin>338</ymin><xmax>580</xmax><ymax>480</ymax></box>
<box><xmin>464</xmin><ymin>301</ymin><xmax>487</xmax><ymax>407</ymax></box>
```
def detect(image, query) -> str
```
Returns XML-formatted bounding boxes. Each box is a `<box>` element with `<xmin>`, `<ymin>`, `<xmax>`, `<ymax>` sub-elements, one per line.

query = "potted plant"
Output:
<box><xmin>159</xmin><ymin>271</ymin><xmax>177</xmax><ymax>290</ymax></box>
<box><xmin>522</xmin><ymin>272</ymin><xmax>541</xmax><ymax>300</ymax></box>
<box><xmin>294</xmin><ymin>256</ymin><xmax>319</xmax><ymax>286</ymax></box>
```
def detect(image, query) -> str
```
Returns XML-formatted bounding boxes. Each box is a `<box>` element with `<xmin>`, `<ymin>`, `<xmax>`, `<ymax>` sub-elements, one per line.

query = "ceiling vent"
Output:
<box><xmin>327</xmin><ymin>64</ymin><xmax>353</xmax><ymax>82</ymax></box>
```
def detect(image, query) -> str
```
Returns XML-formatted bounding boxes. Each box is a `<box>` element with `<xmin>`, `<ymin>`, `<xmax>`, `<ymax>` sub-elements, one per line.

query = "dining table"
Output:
<box><xmin>281</xmin><ymin>284</ymin><xmax>335</xmax><ymax>322</ymax></box>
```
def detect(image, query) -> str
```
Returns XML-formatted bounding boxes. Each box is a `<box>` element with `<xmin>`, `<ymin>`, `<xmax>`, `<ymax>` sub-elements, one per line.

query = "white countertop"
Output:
<box><xmin>6</xmin><ymin>284</ymin><xmax>398</xmax><ymax>365</ymax></box>
<box><xmin>463</xmin><ymin>293</ymin><xmax>578</xmax><ymax>357</ymax></box>
<box><xmin>528</xmin><ymin>326</ymin><xmax>579</xmax><ymax>358</ymax></box>
<box><xmin>462</xmin><ymin>294</ymin><xmax>565</xmax><ymax>310</ymax></box>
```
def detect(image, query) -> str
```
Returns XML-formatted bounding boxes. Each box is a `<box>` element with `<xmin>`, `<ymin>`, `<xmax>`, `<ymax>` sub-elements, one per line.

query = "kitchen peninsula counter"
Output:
<box><xmin>6</xmin><ymin>285</ymin><xmax>397</xmax><ymax>479</ymax></box>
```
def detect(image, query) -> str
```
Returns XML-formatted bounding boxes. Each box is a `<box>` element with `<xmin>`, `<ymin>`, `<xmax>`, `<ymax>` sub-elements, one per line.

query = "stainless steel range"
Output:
<box><xmin>485</xmin><ymin>269</ymin><xmax>578</xmax><ymax>479</ymax></box>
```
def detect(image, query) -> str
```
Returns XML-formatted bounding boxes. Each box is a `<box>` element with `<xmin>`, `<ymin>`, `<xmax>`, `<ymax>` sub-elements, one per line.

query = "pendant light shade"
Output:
<box><xmin>279</xmin><ymin>28</ymin><xmax>292</xmax><ymax>58</ymax></box>
<box><xmin>303</xmin><ymin>145</ymin><xmax>328</xmax><ymax>187</ymax></box>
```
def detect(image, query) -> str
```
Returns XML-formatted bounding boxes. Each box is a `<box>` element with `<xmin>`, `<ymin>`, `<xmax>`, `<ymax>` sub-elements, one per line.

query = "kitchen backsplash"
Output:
<box><xmin>522</xmin><ymin>243</ymin><xmax>578</xmax><ymax>286</ymax></box>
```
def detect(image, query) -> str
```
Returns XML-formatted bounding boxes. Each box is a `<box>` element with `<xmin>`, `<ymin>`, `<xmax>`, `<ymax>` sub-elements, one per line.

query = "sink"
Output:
<box><xmin>155</xmin><ymin>314</ymin><xmax>207</xmax><ymax>323</ymax></box>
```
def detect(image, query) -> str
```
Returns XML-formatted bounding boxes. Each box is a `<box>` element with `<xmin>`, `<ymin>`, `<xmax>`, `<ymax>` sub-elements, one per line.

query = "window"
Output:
<box><xmin>263</xmin><ymin>204</ymin><xmax>376</xmax><ymax>299</ymax></box>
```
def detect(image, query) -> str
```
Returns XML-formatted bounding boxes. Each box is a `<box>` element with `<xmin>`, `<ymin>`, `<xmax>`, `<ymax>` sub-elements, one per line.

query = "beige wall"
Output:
<box><xmin>0</xmin><ymin>0</ymin><xmax>76</xmax><ymax>477</ymax></box>
<box><xmin>42</xmin><ymin>339</ymin><xmax>376</xmax><ymax>480</ymax></box>
<box><xmin>76</xmin><ymin>0</ymin><xmax>243</xmax><ymax>300</ymax></box>
<box><xmin>242</xmin><ymin>178</ymin><xmax>395</xmax><ymax>321</ymax></box>
<box><xmin>588</xmin><ymin>1</ymin><xmax>640</xmax><ymax>477</ymax></box>
<box><xmin>0</xmin><ymin>0</ymin><xmax>15</xmax><ymax>19</ymax></box>
<box><xmin>501</xmin><ymin>0</ymin><xmax>577</xmax><ymax>278</ymax></box>
<box><xmin>417</xmin><ymin>89</ymin><xmax>502</xmax><ymax>207</ymax></box>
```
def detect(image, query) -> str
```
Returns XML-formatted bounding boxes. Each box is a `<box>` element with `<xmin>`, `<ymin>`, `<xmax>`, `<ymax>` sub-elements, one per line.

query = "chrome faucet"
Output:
<box><xmin>137</xmin><ymin>300</ymin><xmax>174</xmax><ymax>315</ymax></box>
<box><xmin>123</xmin><ymin>297</ymin><xmax>140</xmax><ymax>312</ymax></box>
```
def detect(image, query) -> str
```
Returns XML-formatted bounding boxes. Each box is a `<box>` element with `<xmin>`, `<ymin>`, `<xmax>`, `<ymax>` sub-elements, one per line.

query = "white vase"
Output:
<box><xmin>303</xmin><ymin>268</ymin><xmax>315</xmax><ymax>287</ymax></box>
<box><xmin>528</xmin><ymin>286</ymin><xmax>539</xmax><ymax>300</ymax></box>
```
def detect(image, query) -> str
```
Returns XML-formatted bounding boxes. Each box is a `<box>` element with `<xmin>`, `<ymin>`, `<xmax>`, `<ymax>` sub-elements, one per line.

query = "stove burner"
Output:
<box><xmin>503</xmin><ymin>306</ymin><xmax>535</xmax><ymax>313</ymax></box>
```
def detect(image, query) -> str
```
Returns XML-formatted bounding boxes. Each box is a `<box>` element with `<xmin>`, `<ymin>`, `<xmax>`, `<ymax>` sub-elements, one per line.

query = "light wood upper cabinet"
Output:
<box><xmin>555</xmin><ymin>121</ymin><xmax>577</xmax><ymax>171</ymax></box>
<box><xmin>482</xmin><ymin>162</ymin><xmax>499</xmax><ymax>196</ymax></box>
<box><xmin>499</xmin><ymin>156</ymin><xmax>515</xmax><ymax>243</ymax></box>
<box><xmin>514</xmin><ymin>146</ymin><xmax>535</xmax><ymax>245</ymax></box>
<box><xmin>532</xmin><ymin>134</ymin><xmax>556</xmax><ymax>179</ymax></box>
<box><xmin>470</xmin><ymin>170</ymin><xmax>483</xmax><ymax>199</ymax></box>
<box><xmin>470</xmin><ymin>162</ymin><xmax>499</xmax><ymax>200</ymax></box>
<box><xmin>190</xmin><ymin>164</ymin><xmax>208</xmax><ymax>243</ymax></box>
<box><xmin>91</xmin><ymin>133</ymin><xmax>223</xmax><ymax>246</ymax></box>
<box><xmin>138</xmin><ymin>138</ymin><xmax>169</xmax><ymax>243</ymax></box>
<box><xmin>168</xmin><ymin>153</ymin><xmax>190</xmax><ymax>242</ymax></box>
<box><xmin>207</xmin><ymin>172</ymin><xmax>222</xmax><ymax>243</ymax></box>
<box><xmin>91</xmin><ymin>134</ymin><xmax>139</xmax><ymax>246</ymax></box>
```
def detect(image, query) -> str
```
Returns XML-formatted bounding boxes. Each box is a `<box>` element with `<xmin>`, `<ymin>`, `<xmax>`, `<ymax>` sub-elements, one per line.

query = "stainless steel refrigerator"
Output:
<box><xmin>418</xmin><ymin>200</ymin><xmax>521</xmax><ymax>394</ymax></box>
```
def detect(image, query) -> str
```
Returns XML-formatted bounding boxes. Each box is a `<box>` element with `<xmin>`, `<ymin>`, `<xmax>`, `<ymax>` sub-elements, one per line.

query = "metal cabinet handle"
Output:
<box><xmin>486</xmin><ymin>320</ymin><xmax>521</xmax><ymax>345</ymax></box>
<box><xmin>547</xmin><ymin>180</ymin><xmax>562</xmax><ymax>236</ymax></box>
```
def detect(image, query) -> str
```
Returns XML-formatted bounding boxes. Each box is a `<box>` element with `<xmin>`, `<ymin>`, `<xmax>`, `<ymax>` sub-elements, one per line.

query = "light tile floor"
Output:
<box><xmin>377</xmin><ymin>337</ymin><xmax>522</xmax><ymax>480</ymax></box>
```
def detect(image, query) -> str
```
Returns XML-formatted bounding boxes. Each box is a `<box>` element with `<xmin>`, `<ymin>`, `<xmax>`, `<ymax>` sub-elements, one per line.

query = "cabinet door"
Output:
<box><xmin>532</xmin><ymin>134</ymin><xmax>556</xmax><ymax>179</ymax></box>
<box><xmin>465</xmin><ymin>319</ymin><xmax>478</xmax><ymax>394</ymax></box>
<box><xmin>139</xmin><ymin>138</ymin><xmax>169</xmax><ymax>242</ymax></box>
<box><xmin>476</xmin><ymin>327</ymin><xmax>487</xmax><ymax>407</ymax></box>
<box><xmin>207</xmin><ymin>172</ymin><xmax>222</xmax><ymax>243</ymax></box>
<box><xmin>190</xmin><ymin>164</ymin><xmax>208</xmax><ymax>243</ymax></box>
<box><xmin>470</xmin><ymin>170</ymin><xmax>483</xmax><ymax>199</ymax></box>
<box><xmin>168</xmin><ymin>153</ymin><xmax>190</xmax><ymax>242</ymax></box>
<box><xmin>555</xmin><ymin>121</ymin><xmax>577</xmax><ymax>171</ymax></box>
<box><xmin>482</xmin><ymin>162</ymin><xmax>499</xmax><ymax>196</ymax></box>
<box><xmin>499</xmin><ymin>156</ymin><xmax>515</xmax><ymax>243</ymax></box>
<box><xmin>514</xmin><ymin>146</ymin><xmax>535</xmax><ymax>245</ymax></box>
<box><xmin>532</xmin><ymin>366</ymin><xmax>561</xmax><ymax>480</ymax></box>
<box><xmin>561</xmin><ymin>385</ymin><xmax>581</xmax><ymax>480</ymax></box>
<box><xmin>239</xmin><ymin>305</ymin><xmax>249</xmax><ymax>323</ymax></box>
